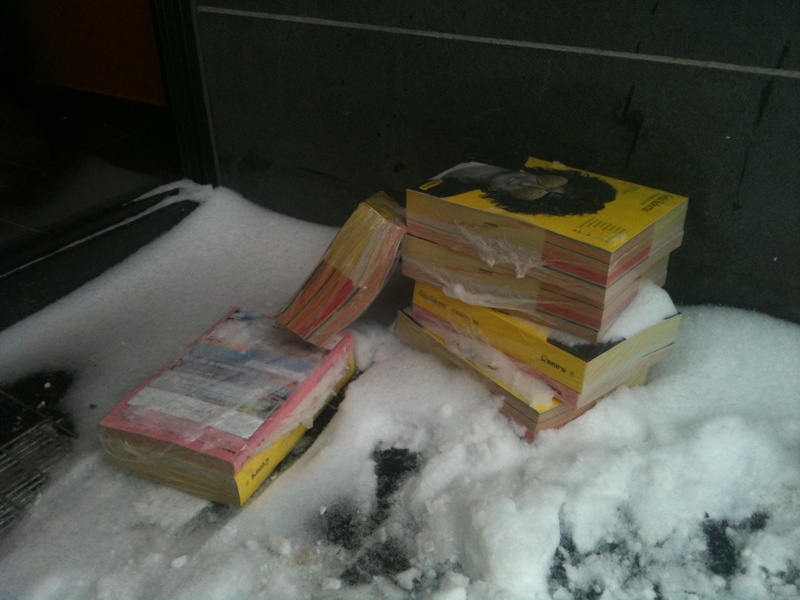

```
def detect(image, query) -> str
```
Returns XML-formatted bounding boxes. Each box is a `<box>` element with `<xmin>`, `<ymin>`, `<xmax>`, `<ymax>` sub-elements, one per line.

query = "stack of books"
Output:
<box><xmin>398</xmin><ymin>157</ymin><xmax>687</xmax><ymax>439</ymax></box>
<box><xmin>99</xmin><ymin>193</ymin><xmax>404</xmax><ymax>505</ymax></box>
<box><xmin>404</xmin><ymin>157</ymin><xmax>687</xmax><ymax>343</ymax></box>
<box><xmin>99</xmin><ymin>309</ymin><xmax>355</xmax><ymax>506</ymax></box>
<box><xmin>98</xmin><ymin>156</ymin><xmax>690</xmax><ymax>498</ymax></box>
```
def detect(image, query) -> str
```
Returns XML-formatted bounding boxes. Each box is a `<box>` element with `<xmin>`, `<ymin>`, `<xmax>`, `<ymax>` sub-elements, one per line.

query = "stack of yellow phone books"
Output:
<box><xmin>99</xmin><ymin>308</ymin><xmax>355</xmax><ymax>506</ymax></box>
<box><xmin>395</xmin><ymin>281</ymin><xmax>680</xmax><ymax>440</ymax></box>
<box><xmin>404</xmin><ymin>157</ymin><xmax>687</xmax><ymax>342</ymax></box>
<box><xmin>277</xmin><ymin>192</ymin><xmax>405</xmax><ymax>346</ymax></box>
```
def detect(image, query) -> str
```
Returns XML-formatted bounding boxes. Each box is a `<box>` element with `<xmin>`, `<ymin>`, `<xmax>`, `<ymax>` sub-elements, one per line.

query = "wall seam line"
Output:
<box><xmin>195</xmin><ymin>7</ymin><xmax>800</xmax><ymax>81</ymax></box>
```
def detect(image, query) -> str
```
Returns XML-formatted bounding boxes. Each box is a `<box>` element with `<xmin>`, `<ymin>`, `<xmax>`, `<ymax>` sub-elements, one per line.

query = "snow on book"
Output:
<box><xmin>99</xmin><ymin>308</ymin><xmax>355</xmax><ymax>506</ymax></box>
<box><xmin>394</xmin><ymin>310</ymin><xmax>650</xmax><ymax>442</ymax></box>
<box><xmin>409</xmin><ymin>280</ymin><xmax>680</xmax><ymax>407</ymax></box>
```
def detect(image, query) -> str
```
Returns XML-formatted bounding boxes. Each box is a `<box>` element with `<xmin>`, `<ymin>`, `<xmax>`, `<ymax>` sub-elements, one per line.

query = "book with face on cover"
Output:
<box><xmin>277</xmin><ymin>192</ymin><xmax>406</xmax><ymax>346</ymax></box>
<box><xmin>99</xmin><ymin>308</ymin><xmax>355</xmax><ymax>506</ymax></box>
<box><xmin>406</xmin><ymin>157</ymin><xmax>687</xmax><ymax>288</ymax></box>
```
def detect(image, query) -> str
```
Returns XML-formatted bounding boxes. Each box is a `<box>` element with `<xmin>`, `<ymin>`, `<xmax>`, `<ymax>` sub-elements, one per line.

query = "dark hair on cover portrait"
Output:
<box><xmin>433</xmin><ymin>163</ymin><xmax>617</xmax><ymax>217</ymax></box>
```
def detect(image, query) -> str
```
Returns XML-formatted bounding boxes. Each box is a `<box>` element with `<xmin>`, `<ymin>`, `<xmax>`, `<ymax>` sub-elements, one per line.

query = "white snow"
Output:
<box><xmin>0</xmin><ymin>182</ymin><xmax>798</xmax><ymax>600</ymax></box>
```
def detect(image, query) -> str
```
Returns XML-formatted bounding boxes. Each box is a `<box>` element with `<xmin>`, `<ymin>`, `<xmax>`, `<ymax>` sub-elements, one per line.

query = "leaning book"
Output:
<box><xmin>99</xmin><ymin>308</ymin><xmax>355</xmax><ymax>506</ymax></box>
<box><xmin>277</xmin><ymin>191</ymin><xmax>405</xmax><ymax>346</ymax></box>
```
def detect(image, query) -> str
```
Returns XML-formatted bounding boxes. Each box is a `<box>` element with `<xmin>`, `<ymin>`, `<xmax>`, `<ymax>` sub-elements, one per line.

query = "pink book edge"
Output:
<box><xmin>99</xmin><ymin>308</ymin><xmax>354</xmax><ymax>474</ymax></box>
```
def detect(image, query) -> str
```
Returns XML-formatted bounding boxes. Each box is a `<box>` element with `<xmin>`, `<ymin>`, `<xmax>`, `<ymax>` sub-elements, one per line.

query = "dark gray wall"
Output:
<box><xmin>193</xmin><ymin>1</ymin><xmax>800</xmax><ymax>324</ymax></box>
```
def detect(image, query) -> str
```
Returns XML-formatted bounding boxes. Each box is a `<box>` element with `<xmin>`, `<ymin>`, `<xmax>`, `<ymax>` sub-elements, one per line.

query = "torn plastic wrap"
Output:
<box><xmin>98</xmin><ymin>309</ymin><xmax>356</xmax><ymax>506</ymax></box>
<box><xmin>456</xmin><ymin>222</ymin><xmax>552</xmax><ymax>279</ymax></box>
<box><xmin>403</xmin><ymin>253</ymin><xmax>543</xmax><ymax>313</ymax></box>
<box><xmin>401</xmin><ymin>229</ymin><xmax>675</xmax><ymax>343</ymax></box>
<box><xmin>401</xmin><ymin>251</ymin><xmax>623</xmax><ymax>343</ymax></box>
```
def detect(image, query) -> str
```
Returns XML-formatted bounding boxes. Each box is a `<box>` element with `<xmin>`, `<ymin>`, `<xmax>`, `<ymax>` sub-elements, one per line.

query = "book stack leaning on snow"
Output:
<box><xmin>99</xmin><ymin>308</ymin><xmax>355</xmax><ymax>506</ymax></box>
<box><xmin>396</xmin><ymin>281</ymin><xmax>681</xmax><ymax>440</ymax></box>
<box><xmin>404</xmin><ymin>157</ymin><xmax>688</xmax><ymax>342</ymax></box>
<box><xmin>277</xmin><ymin>191</ymin><xmax>405</xmax><ymax>346</ymax></box>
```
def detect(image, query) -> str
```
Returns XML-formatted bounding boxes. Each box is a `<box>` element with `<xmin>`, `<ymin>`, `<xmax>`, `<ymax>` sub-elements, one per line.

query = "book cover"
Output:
<box><xmin>99</xmin><ymin>308</ymin><xmax>355</xmax><ymax>506</ymax></box>
<box><xmin>277</xmin><ymin>192</ymin><xmax>405</xmax><ymax>346</ymax></box>
<box><xmin>406</xmin><ymin>157</ymin><xmax>687</xmax><ymax>286</ymax></box>
<box><xmin>410</xmin><ymin>281</ymin><xmax>680</xmax><ymax>400</ymax></box>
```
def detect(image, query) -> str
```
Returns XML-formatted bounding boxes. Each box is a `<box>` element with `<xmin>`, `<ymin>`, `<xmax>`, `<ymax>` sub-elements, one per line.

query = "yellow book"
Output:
<box><xmin>406</xmin><ymin>157</ymin><xmax>687</xmax><ymax>286</ymax></box>
<box><xmin>411</xmin><ymin>281</ymin><xmax>681</xmax><ymax>398</ymax></box>
<box><xmin>395</xmin><ymin>310</ymin><xmax>649</xmax><ymax>441</ymax></box>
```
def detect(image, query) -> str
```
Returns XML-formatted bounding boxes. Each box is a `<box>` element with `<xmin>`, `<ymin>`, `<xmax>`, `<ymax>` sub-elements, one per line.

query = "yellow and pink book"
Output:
<box><xmin>99</xmin><ymin>308</ymin><xmax>355</xmax><ymax>506</ymax></box>
<box><xmin>406</xmin><ymin>157</ymin><xmax>687</xmax><ymax>288</ymax></box>
<box><xmin>277</xmin><ymin>192</ymin><xmax>405</xmax><ymax>346</ymax></box>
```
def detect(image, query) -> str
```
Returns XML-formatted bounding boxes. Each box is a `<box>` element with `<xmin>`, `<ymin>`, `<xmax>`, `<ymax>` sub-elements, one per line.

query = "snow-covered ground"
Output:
<box><xmin>0</xmin><ymin>182</ymin><xmax>798</xmax><ymax>600</ymax></box>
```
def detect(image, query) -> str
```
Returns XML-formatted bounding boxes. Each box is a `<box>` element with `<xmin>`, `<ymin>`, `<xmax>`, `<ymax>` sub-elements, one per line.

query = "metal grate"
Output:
<box><xmin>0</xmin><ymin>420</ymin><xmax>73</xmax><ymax>536</ymax></box>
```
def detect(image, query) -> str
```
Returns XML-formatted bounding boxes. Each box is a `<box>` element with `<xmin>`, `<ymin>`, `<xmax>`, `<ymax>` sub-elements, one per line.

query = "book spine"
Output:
<box><xmin>232</xmin><ymin>422</ymin><xmax>309</xmax><ymax>506</ymax></box>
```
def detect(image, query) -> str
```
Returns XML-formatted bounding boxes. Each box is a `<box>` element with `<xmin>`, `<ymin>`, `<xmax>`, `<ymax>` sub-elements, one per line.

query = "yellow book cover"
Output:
<box><xmin>408</xmin><ymin>157</ymin><xmax>688</xmax><ymax>256</ymax></box>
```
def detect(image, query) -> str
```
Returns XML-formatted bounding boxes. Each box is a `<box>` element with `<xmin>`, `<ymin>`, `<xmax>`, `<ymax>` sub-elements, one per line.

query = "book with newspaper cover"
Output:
<box><xmin>99</xmin><ymin>308</ymin><xmax>355</xmax><ymax>506</ymax></box>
